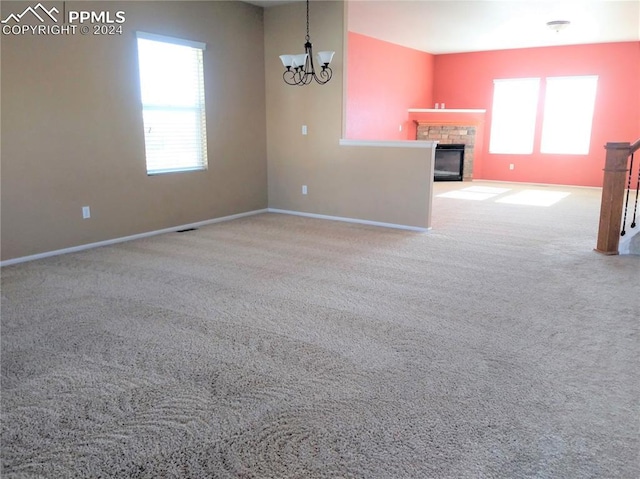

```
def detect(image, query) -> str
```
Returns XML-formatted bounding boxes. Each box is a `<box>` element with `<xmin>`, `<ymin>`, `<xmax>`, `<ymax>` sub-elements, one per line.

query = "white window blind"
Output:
<box><xmin>136</xmin><ymin>32</ymin><xmax>208</xmax><ymax>175</ymax></box>
<box><xmin>540</xmin><ymin>76</ymin><xmax>598</xmax><ymax>155</ymax></box>
<box><xmin>489</xmin><ymin>78</ymin><xmax>540</xmax><ymax>154</ymax></box>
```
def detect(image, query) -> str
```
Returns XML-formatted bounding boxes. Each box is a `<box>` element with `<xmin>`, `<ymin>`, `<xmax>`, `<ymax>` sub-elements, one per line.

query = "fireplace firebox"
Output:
<box><xmin>434</xmin><ymin>144</ymin><xmax>464</xmax><ymax>181</ymax></box>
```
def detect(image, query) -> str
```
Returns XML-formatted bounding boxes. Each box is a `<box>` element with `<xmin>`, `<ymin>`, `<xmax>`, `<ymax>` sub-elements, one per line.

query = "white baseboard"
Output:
<box><xmin>267</xmin><ymin>208</ymin><xmax>430</xmax><ymax>233</ymax></box>
<box><xmin>0</xmin><ymin>209</ymin><xmax>269</xmax><ymax>267</ymax></box>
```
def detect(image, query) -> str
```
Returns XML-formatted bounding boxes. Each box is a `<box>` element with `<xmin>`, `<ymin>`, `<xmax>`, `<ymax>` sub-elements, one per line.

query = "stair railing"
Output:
<box><xmin>595</xmin><ymin>138</ymin><xmax>640</xmax><ymax>255</ymax></box>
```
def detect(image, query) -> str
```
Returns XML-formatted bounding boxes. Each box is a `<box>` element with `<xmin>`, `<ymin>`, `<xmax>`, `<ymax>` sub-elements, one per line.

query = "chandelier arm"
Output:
<box><xmin>313</xmin><ymin>67</ymin><xmax>332</xmax><ymax>85</ymax></box>
<box><xmin>299</xmin><ymin>70</ymin><xmax>310</xmax><ymax>86</ymax></box>
<box><xmin>283</xmin><ymin>71</ymin><xmax>296</xmax><ymax>85</ymax></box>
<box><xmin>283</xmin><ymin>69</ymin><xmax>304</xmax><ymax>86</ymax></box>
<box><xmin>305</xmin><ymin>41</ymin><xmax>315</xmax><ymax>75</ymax></box>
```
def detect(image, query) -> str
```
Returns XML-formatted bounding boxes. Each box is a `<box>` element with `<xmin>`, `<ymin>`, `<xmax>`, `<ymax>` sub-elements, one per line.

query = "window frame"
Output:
<box><xmin>540</xmin><ymin>75</ymin><xmax>599</xmax><ymax>156</ymax></box>
<box><xmin>488</xmin><ymin>77</ymin><xmax>541</xmax><ymax>155</ymax></box>
<box><xmin>135</xmin><ymin>31</ymin><xmax>208</xmax><ymax>176</ymax></box>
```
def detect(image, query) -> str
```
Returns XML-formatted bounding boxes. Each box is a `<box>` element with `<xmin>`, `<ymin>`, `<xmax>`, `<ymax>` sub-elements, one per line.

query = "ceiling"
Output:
<box><xmin>245</xmin><ymin>0</ymin><xmax>640</xmax><ymax>54</ymax></box>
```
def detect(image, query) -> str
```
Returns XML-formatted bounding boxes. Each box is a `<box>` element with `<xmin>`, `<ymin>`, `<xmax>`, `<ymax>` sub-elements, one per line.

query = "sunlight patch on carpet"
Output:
<box><xmin>436</xmin><ymin>186</ymin><xmax>511</xmax><ymax>201</ymax></box>
<box><xmin>496</xmin><ymin>190</ymin><xmax>571</xmax><ymax>206</ymax></box>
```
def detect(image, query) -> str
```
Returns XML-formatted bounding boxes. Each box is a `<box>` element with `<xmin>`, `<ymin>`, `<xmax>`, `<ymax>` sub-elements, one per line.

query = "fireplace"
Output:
<box><xmin>434</xmin><ymin>144</ymin><xmax>464</xmax><ymax>181</ymax></box>
<box><xmin>416</xmin><ymin>123</ymin><xmax>477</xmax><ymax>181</ymax></box>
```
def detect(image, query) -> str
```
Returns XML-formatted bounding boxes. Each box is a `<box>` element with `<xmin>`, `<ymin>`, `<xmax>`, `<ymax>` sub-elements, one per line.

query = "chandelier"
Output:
<box><xmin>279</xmin><ymin>0</ymin><xmax>335</xmax><ymax>86</ymax></box>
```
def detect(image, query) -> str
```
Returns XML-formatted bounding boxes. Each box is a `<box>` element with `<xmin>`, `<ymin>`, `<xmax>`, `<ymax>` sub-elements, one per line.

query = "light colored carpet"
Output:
<box><xmin>2</xmin><ymin>181</ymin><xmax>639</xmax><ymax>478</ymax></box>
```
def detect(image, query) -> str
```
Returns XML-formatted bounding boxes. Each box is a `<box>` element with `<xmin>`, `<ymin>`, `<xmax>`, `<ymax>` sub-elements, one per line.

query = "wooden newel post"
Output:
<box><xmin>595</xmin><ymin>142</ymin><xmax>631</xmax><ymax>255</ymax></box>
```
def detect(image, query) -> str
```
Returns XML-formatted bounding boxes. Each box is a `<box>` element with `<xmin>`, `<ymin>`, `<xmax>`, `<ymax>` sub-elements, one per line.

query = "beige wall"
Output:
<box><xmin>264</xmin><ymin>1</ymin><xmax>434</xmax><ymax>229</ymax></box>
<box><xmin>1</xmin><ymin>0</ymin><xmax>433</xmax><ymax>262</ymax></box>
<box><xmin>1</xmin><ymin>1</ymin><xmax>268</xmax><ymax>261</ymax></box>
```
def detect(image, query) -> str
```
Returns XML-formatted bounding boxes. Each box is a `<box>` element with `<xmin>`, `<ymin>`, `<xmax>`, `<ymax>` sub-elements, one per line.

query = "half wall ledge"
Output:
<box><xmin>339</xmin><ymin>139</ymin><xmax>438</xmax><ymax>148</ymax></box>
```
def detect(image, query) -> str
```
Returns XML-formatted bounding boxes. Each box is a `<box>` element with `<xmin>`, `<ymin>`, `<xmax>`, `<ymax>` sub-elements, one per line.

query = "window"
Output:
<box><xmin>136</xmin><ymin>32</ymin><xmax>208</xmax><ymax>175</ymax></box>
<box><xmin>540</xmin><ymin>76</ymin><xmax>598</xmax><ymax>155</ymax></box>
<box><xmin>489</xmin><ymin>78</ymin><xmax>540</xmax><ymax>154</ymax></box>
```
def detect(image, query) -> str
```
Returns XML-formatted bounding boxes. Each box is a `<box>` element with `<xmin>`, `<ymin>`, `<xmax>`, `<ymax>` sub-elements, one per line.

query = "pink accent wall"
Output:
<box><xmin>346</xmin><ymin>32</ymin><xmax>434</xmax><ymax>140</ymax></box>
<box><xmin>433</xmin><ymin>42</ymin><xmax>640</xmax><ymax>187</ymax></box>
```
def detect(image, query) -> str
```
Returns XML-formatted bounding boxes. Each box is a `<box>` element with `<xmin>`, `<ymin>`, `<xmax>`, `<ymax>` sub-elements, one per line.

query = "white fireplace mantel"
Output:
<box><xmin>408</xmin><ymin>109</ymin><xmax>486</xmax><ymax>113</ymax></box>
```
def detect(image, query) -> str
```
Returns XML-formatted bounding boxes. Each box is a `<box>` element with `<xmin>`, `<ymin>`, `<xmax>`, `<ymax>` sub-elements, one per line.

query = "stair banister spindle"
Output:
<box><xmin>620</xmin><ymin>152</ymin><xmax>634</xmax><ymax>236</ymax></box>
<box><xmin>631</xmin><ymin>153</ymin><xmax>639</xmax><ymax>229</ymax></box>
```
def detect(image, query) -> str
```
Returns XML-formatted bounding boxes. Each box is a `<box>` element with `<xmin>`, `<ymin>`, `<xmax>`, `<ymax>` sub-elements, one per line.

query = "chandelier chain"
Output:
<box><xmin>305</xmin><ymin>0</ymin><xmax>310</xmax><ymax>42</ymax></box>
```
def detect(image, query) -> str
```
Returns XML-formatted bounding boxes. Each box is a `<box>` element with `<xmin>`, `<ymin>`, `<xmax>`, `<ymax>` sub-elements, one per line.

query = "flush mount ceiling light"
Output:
<box><xmin>546</xmin><ymin>20</ymin><xmax>571</xmax><ymax>33</ymax></box>
<box><xmin>279</xmin><ymin>0</ymin><xmax>335</xmax><ymax>86</ymax></box>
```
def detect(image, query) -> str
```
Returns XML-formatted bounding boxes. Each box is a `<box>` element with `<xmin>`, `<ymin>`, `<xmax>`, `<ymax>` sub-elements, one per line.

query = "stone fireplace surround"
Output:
<box><xmin>416</xmin><ymin>123</ymin><xmax>476</xmax><ymax>181</ymax></box>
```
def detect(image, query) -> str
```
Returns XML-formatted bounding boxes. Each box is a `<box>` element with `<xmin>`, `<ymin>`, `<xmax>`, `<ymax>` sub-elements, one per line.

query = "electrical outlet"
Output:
<box><xmin>509</xmin><ymin>164</ymin><xmax>515</xmax><ymax>170</ymax></box>
<box><xmin>82</xmin><ymin>206</ymin><xmax>91</xmax><ymax>219</ymax></box>
<box><xmin>302</xmin><ymin>185</ymin><xmax>308</xmax><ymax>195</ymax></box>
<box><xmin>399</xmin><ymin>124</ymin><xmax>403</xmax><ymax>132</ymax></box>
<box><xmin>302</xmin><ymin>125</ymin><xmax>308</xmax><ymax>135</ymax></box>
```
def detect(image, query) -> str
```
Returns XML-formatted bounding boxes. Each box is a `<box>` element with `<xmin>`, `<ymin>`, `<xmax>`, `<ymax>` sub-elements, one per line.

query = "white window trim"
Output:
<box><xmin>135</xmin><ymin>31</ymin><xmax>206</xmax><ymax>51</ymax></box>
